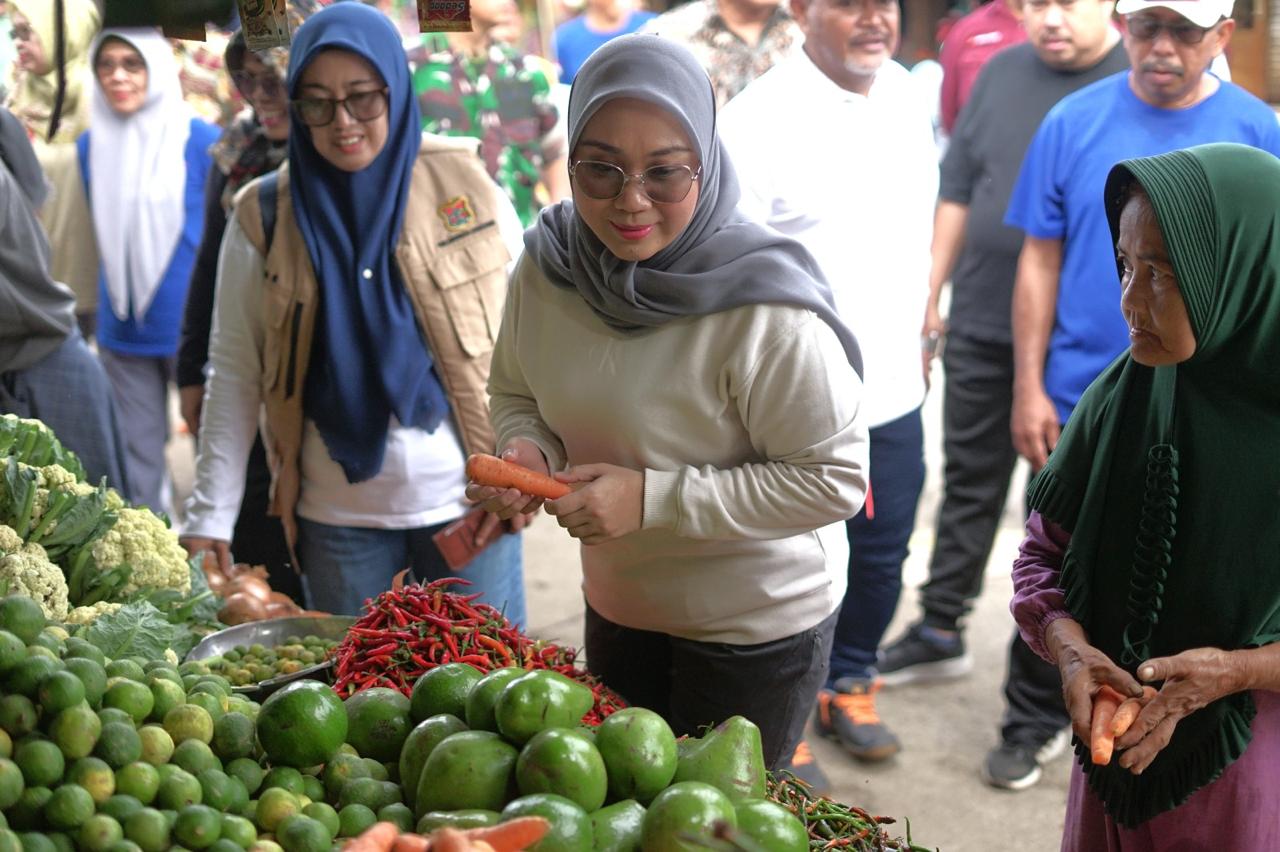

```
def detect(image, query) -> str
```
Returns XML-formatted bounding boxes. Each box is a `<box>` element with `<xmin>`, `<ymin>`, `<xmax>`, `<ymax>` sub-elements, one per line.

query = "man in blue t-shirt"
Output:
<box><xmin>554</xmin><ymin>0</ymin><xmax>655</xmax><ymax>82</ymax></box>
<box><xmin>1001</xmin><ymin>0</ymin><xmax>1280</xmax><ymax>784</ymax></box>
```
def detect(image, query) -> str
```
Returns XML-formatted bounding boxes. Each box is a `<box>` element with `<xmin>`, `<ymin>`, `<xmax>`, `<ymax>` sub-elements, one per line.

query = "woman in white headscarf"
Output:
<box><xmin>77</xmin><ymin>29</ymin><xmax>220</xmax><ymax>512</ymax></box>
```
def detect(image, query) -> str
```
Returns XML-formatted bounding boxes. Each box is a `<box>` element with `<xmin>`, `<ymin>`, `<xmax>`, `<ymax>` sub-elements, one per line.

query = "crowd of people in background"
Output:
<box><xmin>1</xmin><ymin>0</ymin><xmax>1278</xmax><ymax>845</ymax></box>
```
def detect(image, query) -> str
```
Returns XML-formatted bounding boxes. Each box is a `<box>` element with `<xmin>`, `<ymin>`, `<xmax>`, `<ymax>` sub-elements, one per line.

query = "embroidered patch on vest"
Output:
<box><xmin>438</xmin><ymin>196</ymin><xmax>476</xmax><ymax>231</ymax></box>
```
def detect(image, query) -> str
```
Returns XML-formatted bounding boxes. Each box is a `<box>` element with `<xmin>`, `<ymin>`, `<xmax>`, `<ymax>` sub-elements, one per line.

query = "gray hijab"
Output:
<box><xmin>523</xmin><ymin>35</ymin><xmax>863</xmax><ymax>376</ymax></box>
<box><xmin>0</xmin><ymin>125</ymin><xmax>74</xmax><ymax>374</ymax></box>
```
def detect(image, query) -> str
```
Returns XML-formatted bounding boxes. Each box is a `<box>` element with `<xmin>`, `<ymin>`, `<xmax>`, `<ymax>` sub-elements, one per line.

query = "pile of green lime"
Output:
<box><xmin>199</xmin><ymin>637</ymin><xmax>338</xmax><ymax>688</ymax></box>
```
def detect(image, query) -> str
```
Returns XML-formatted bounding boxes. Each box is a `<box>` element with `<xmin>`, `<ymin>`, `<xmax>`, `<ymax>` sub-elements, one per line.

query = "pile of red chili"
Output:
<box><xmin>330</xmin><ymin>577</ymin><xmax>627</xmax><ymax>725</ymax></box>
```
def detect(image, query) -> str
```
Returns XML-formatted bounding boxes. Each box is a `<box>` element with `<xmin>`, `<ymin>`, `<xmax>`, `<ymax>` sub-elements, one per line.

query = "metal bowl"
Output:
<box><xmin>184</xmin><ymin>615</ymin><xmax>356</xmax><ymax>700</ymax></box>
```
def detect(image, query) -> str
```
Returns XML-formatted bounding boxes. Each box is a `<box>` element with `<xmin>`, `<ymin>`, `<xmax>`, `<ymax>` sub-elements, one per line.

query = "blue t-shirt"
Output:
<box><xmin>555</xmin><ymin>11</ymin><xmax>655</xmax><ymax>83</ymax></box>
<box><xmin>78</xmin><ymin>117</ymin><xmax>220</xmax><ymax>357</ymax></box>
<box><xmin>1005</xmin><ymin>73</ymin><xmax>1280</xmax><ymax>423</ymax></box>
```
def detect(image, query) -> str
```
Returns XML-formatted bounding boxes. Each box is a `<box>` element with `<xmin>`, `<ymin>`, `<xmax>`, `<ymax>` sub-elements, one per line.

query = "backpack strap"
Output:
<box><xmin>259</xmin><ymin>171</ymin><xmax>280</xmax><ymax>257</ymax></box>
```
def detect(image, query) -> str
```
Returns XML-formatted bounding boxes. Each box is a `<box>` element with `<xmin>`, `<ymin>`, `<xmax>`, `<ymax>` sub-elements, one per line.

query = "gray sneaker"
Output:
<box><xmin>877</xmin><ymin>622</ymin><xmax>974</xmax><ymax>686</ymax></box>
<box><xmin>980</xmin><ymin>729</ymin><xmax>1071</xmax><ymax>791</ymax></box>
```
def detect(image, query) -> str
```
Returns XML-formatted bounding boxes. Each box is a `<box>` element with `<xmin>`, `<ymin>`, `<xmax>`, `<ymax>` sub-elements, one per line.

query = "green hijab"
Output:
<box><xmin>1027</xmin><ymin>144</ymin><xmax>1280</xmax><ymax>826</ymax></box>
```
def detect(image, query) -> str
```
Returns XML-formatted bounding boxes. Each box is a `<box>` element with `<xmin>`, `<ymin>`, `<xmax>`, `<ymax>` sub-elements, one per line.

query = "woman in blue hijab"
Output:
<box><xmin>182</xmin><ymin>3</ymin><xmax>529</xmax><ymax>621</ymax></box>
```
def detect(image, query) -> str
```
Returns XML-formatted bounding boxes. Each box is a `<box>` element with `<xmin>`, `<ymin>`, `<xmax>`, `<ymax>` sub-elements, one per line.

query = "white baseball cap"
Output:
<box><xmin>1114</xmin><ymin>0</ymin><xmax>1235</xmax><ymax>27</ymax></box>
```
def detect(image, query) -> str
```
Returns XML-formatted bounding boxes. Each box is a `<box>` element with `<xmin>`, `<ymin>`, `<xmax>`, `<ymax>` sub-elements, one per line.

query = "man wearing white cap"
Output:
<box><xmin>995</xmin><ymin>0</ymin><xmax>1280</xmax><ymax>790</ymax></box>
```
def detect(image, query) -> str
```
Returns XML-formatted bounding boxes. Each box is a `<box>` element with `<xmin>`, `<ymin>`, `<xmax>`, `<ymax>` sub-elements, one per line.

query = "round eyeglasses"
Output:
<box><xmin>569</xmin><ymin>160</ymin><xmax>701</xmax><ymax>204</ymax></box>
<box><xmin>232</xmin><ymin>71</ymin><xmax>285</xmax><ymax>101</ymax></box>
<box><xmin>290</xmin><ymin>89</ymin><xmax>388</xmax><ymax>127</ymax></box>
<box><xmin>1125</xmin><ymin>14</ymin><xmax>1217</xmax><ymax>45</ymax></box>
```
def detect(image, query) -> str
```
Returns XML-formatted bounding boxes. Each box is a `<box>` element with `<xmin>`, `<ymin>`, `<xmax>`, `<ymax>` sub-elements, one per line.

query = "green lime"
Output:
<box><xmin>104</xmin><ymin>842</ymin><xmax>144</xmax><ymax>852</ymax></box>
<box><xmin>219</xmin><ymin>813</ymin><xmax>257</xmax><ymax>849</ymax></box>
<box><xmin>335</xmin><ymin>776</ymin><xmax>382</xmax><ymax>812</ymax></box>
<box><xmin>43</xmin><ymin>782</ymin><xmax>97</xmax><ymax>829</ymax></box>
<box><xmin>63</xmin><ymin>637</ymin><xmax>107</xmax><ymax>666</ymax></box>
<box><xmin>0</xmin><ymin>829</ymin><xmax>18</xmax><ymax>852</ymax></box>
<box><xmin>49</xmin><ymin>703</ymin><xmax>102</xmax><ymax>760</ymax></box>
<box><xmin>255</xmin><ymin>787</ymin><xmax>301</xmax><ymax>833</ymax></box>
<box><xmin>104</xmin><ymin>680</ymin><xmax>155</xmax><ymax>726</ymax></box>
<box><xmin>197</xmin><ymin>769</ymin><xmax>238</xmax><ymax>810</ymax></box>
<box><xmin>37</xmin><ymin>670</ymin><xmax>86</xmax><ymax>714</ymax></box>
<box><xmin>0</xmin><ymin>694</ymin><xmax>37</xmax><ymax>738</ymax></box>
<box><xmin>301</xmin><ymin>802</ymin><xmax>339</xmax><ymax>840</ymax></box>
<box><xmin>224</xmin><ymin>775</ymin><xmax>251</xmax><ymax>814</ymax></box>
<box><xmin>67</xmin><ymin>756</ymin><xmax>116</xmax><ymax>803</ymax></box>
<box><xmin>98</xmin><ymin>707</ymin><xmax>134</xmax><ymax>727</ymax></box>
<box><xmin>95</xmin><ymin>721</ymin><xmax>144</xmax><ymax>769</ymax></box>
<box><xmin>46</xmin><ymin>832</ymin><xmax>75</xmax><ymax>852</ymax></box>
<box><xmin>0</xmin><ymin>728</ymin><xmax>11</xmax><ymax>759</ymax></box>
<box><xmin>157</xmin><ymin>767</ymin><xmax>204</xmax><ymax>810</ymax></box>
<box><xmin>124</xmin><ymin>807</ymin><xmax>171</xmax><ymax>852</ymax></box>
<box><xmin>0</xmin><ymin>631</ymin><xmax>26</xmax><ymax>673</ymax></box>
<box><xmin>24</xmin><ymin>644</ymin><xmax>58</xmax><ymax>662</ymax></box>
<box><xmin>100</xmin><ymin>793</ymin><xmax>145</xmax><ymax>823</ymax></box>
<box><xmin>174</xmin><ymin>804</ymin><xmax>222</xmax><ymax>849</ymax></box>
<box><xmin>4</xmin><ymin>655</ymin><xmax>61</xmax><ymax>698</ymax></box>
<box><xmin>213</xmin><ymin>713</ymin><xmax>256</xmax><ymax>762</ymax></box>
<box><xmin>255</xmin><ymin>682</ymin><xmax>346</xmax><ymax>769</ymax></box>
<box><xmin>262</xmin><ymin>765</ymin><xmax>305</xmax><ymax>795</ymax></box>
<box><xmin>225</xmin><ymin>758</ymin><xmax>265</xmax><ymax>796</ymax></box>
<box><xmin>148</xmin><ymin>679</ymin><xmax>186</xmax><ymax>724</ymax></box>
<box><xmin>7</xmin><ymin>785</ymin><xmax>52</xmax><ymax>830</ymax></box>
<box><xmin>300</xmin><ymin>774</ymin><xmax>324</xmax><ymax>804</ymax></box>
<box><xmin>115</xmin><ymin>761</ymin><xmax>161</xmax><ymax>805</ymax></box>
<box><xmin>14</xmin><ymin>737</ymin><xmax>64</xmax><ymax>786</ymax></box>
<box><xmin>186</xmin><ymin>692</ymin><xmax>227</xmax><ymax>724</ymax></box>
<box><xmin>78</xmin><ymin>814</ymin><xmax>125</xmax><ymax>852</ymax></box>
<box><xmin>361</xmin><ymin>758</ymin><xmax>388</xmax><ymax>782</ymax></box>
<box><xmin>375</xmin><ymin>802</ymin><xmax>413</xmax><ymax>833</ymax></box>
<box><xmin>320</xmin><ymin>752</ymin><xmax>367</xmax><ymax>804</ymax></box>
<box><xmin>0</xmin><ymin>596</ymin><xmax>46</xmax><ymax>644</ymax></box>
<box><xmin>165</xmin><ymin>704</ymin><xmax>215</xmax><ymax>746</ymax></box>
<box><xmin>0</xmin><ymin>758</ymin><xmax>23</xmax><ymax>809</ymax></box>
<box><xmin>335</xmin><ymin>803</ymin><xmax>375</xmax><ymax>838</ymax></box>
<box><xmin>64</xmin><ymin>658</ymin><xmax>109</xmax><ymax>708</ymax></box>
<box><xmin>276</xmin><ymin>814</ymin><xmax>330</xmax><ymax>852</ymax></box>
<box><xmin>104</xmin><ymin>660</ymin><xmax>146</xmax><ymax>682</ymax></box>
<box><xmin>410</xmin><ymin>664</ymin><xmax>484</xmax><ymax>723</ymax></box>
<box><xmin>17</xmin><ymin>832</ymin><xmax>56</xmax><ymax>852</ymax></box>
<box><xmin>173</xmin><ymin>739</ymin><xmax>222</xmax><ymax>776</ymax></box>
<box><xmin>138</xmin><ymin>725</ymin><xmax>175</xmax><ymax>766</ymax></box>
<box><xmin>209</xmin><ymin>840</ymin><xmax>243</xmax><ymax>852</ymax></box>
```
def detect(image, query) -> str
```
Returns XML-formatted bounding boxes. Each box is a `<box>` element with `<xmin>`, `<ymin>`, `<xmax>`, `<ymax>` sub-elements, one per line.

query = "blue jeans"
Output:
<box><xmin>828</xmin><ymin>407</ymin><xmax>926</xmax><ymax>685</ymax></box>
<box><xmin>296</xmin><ymin>517</ymin><xmax>526</xmax><ymax>627</ymax></box>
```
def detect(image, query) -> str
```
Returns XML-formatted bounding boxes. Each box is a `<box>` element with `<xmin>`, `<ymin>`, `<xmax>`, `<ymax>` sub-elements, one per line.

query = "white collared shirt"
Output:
<box><xmin>720</xmin><ymin>49</ymin><xmax>939</xmax><ymax>428</ymax></box>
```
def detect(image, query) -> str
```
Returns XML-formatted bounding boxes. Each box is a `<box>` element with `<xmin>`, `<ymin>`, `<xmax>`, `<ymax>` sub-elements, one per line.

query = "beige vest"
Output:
<box><xmin>233</xmin><ymin>135</ymin><xmax>511</xmax><ymax>546</ymax></box>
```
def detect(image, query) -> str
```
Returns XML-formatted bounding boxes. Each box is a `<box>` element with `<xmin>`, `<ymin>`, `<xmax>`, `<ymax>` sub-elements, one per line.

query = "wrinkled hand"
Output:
<box><xmin>544</xmin><ymin>464</ymin><xmax>643</xmax><ymax>546</ymax></box>
<box><xmin>180</xmin><ymin>537</ymin><xmax>231</xmax><ymax>575</ymax></box>
<box><xmin>465</xmin><ymin>439</ymin><xmax>550</xmax><ymax>534</ymax></box>
<box><xmin>179</xmin><ymin>385</ymin><xmax>205</xmax><ymax>438</ymax></box>
<box><xmin>1011</xmin><ymin>384</ymin><xmax>1061</xmax><ymax>470</ymax></box>
<box><xmin>921</xmin><ymin>306</ymin><xmax>946</xmax><ymax>390</ymax></box>
<box><xmin>1047</xmin><ymin>620</ymin><xmax>1143</xmax><ymax>747</ymax></box>
<box><xmin>1113</xmin><ymin>648</ymin><xmax>1245</xmax><ymax>775</ymax></box>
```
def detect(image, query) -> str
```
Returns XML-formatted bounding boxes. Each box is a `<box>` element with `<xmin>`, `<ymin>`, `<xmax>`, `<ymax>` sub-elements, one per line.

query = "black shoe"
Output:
<box><xmin>877</xmin><ymin>622</ymin><xmax>973</xmax><ymax>686</ymax></box>
<box><xmin>814</xmin><ymin>677</ymin><xmax>901</xmax><ymax>762</ymax></box>
<box><xmin>980</xmin><ymin>729</ymin><xmax>1070</xmax><ymax>791</ymax></box>
<box><xmin>777</xmin><ymin>739</ymin><xmax>831</xmax><ymax>797</ymax></box>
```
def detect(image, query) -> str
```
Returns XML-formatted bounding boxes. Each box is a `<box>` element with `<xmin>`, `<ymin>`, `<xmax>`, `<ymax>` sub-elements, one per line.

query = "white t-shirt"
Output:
<box><xmin>720</xmin><ymin>51</ymin><xmax>939</xmax><ymax>429</ymax></box>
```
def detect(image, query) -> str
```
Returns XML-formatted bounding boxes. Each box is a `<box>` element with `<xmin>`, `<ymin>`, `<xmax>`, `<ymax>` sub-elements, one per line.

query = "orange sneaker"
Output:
<box><xmin>814</xmin><ymin>677</ymin><xmax>901</xmax><ymax>762</ymax></box>
<box><xmin>778</xmin><ymin>739</ymin><xmax>831</xmax><ymax>796</ymax></box>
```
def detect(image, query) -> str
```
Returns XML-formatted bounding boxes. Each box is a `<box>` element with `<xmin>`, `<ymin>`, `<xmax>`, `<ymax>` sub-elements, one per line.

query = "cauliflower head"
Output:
<box><xmin>64</xmin><ymin>600</ymin><xmax>124</xmax><ymax>625</ymax></box>
<box><xmin>0</xmin><ymin>541</ymin><xmax>70</xmax><ymax>621</ymax></box>
<box><xmin>0</xmin><ymin>523</ymin><xmax>21</xmax><ymax>554</ymax></box>
<box><xmin>90</xmin><ymin>507</ymin><xmax>190</xmax><ymax>596</ymax></box>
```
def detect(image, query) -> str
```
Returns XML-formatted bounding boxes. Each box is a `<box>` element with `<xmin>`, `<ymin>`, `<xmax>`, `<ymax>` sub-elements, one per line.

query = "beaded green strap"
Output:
<box><xmin>1121</xmin><ymin>442</ymin><xmax>1179</xmax><ymax>667</ymax></box>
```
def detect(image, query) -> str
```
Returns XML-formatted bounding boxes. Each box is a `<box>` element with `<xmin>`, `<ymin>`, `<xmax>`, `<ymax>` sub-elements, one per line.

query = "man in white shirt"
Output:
<box><xmin>719</xmin><ymin>0</ymin><xmax>938</xmax><ymax>783</ymax></box>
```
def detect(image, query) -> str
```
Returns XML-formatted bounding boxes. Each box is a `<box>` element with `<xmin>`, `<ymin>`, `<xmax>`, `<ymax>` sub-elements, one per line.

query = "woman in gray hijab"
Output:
<box><xmin>469</xmin><ymin>35</ymin><xmax>868</xmax><ymax>769</ymax></box>
<box><xmin>0</xmin><ymin>107</ymin><xmax>127</xmax><ymax>491</ymax></box>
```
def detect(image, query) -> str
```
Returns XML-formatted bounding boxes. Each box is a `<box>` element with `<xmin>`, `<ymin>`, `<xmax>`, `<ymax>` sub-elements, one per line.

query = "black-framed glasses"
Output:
<box><xmin>290</xmin><ymin>89</ymin><xmax>388</xmax><ymax>127</ymax></box>
<box><xmin>569</xmin><ymin>160</ymin><xmax>701</xmax><ymax>204</ymax></box>
<box><xmin>231</xmin><ymin>70</ymin><xmax>285</xmax><ymax>101</ymax></box>
<box><xmin>1125</xmin><ymin>14</ymin><xmax>1217</xmax><ymax>45</ymax></box>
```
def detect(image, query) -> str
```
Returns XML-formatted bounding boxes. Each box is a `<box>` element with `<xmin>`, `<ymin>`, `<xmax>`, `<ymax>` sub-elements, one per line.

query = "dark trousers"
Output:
<box><xmin>584</xmin><ymin>604</ymin><xmax>838</xmax><ymax>770</ymax></box>
<box><xmin>829</xmin><ymin>407</ymin><xmax>926</xmax><ymax>684</ymax></box>
<box><xmin>1001</xmin><ymin>629</ymin><xmax>1070</xmax><ymax>744</ymax></box>
<box><xmin>919</xmin><ymin>334</ymin><xmax>1020</xmax><ymax>630</ymax></box>
<box><xmin>231</xmin><ymin>435</ymin><xmax>302</xmax><ymax>604</ymax></box>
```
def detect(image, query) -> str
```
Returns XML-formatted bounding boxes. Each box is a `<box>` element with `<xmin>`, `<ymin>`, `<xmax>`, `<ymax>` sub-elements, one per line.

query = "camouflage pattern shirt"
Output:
<box><xmin>640</xmin><ymin>0</ymin><xmax>801</xmax><ymax>109</ymax></box>
<box><xmin>409</xmin><ymin>34</ymin><xmax>564</xmax><ymax>228</ymax></box>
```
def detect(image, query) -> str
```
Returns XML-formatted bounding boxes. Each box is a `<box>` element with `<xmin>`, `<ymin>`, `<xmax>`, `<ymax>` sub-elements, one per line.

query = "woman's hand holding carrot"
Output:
<box><xmin>1044</xmin><ymin>618</ymin><xmax>1144</xmax><ymax>749</ymax></box>
<box><xmin>544</xmin><ymin>463</ymin><xmax>644</xmax><ymax>546</ymax></box>
<box><xmin>465</xmin><ymin>440</ymin><xmax>555</xmax><ymax>542</ymax></box>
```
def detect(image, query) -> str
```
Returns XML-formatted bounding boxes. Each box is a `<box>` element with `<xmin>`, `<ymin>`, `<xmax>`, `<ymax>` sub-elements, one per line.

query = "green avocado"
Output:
<box><xmin>671</xmin><ymin>716</ymin><xmax>766</xmax><ymax>802</ymax></box>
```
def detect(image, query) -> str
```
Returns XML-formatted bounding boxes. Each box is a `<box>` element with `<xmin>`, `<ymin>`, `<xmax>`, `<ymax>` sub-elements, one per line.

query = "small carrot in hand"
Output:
<box><xmin>1090</xmin><ymin>685</ymin><xmax>1127</xmax><ymax>765</ymax></box>
<box><xmin>465</xmin><ymin>818</ymin><xmax>550</xmax><ymax>852</ymax></box>
<box><xmin>344</xmin><ymin>822</ymin><xmax>400</xmax><ymax>852</ymax></box>
<box><xmin>1111</xmin><ymin>685</ymin><xmax>1158</xmax><ymax>737</ymax></box>
<box><xmin>466</xmin><ymin>453</ymin><xmax>571</xmax><ymax>500</ymax></box>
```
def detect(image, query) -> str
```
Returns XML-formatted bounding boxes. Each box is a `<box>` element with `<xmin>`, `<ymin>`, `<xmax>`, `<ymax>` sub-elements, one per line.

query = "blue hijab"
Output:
<box><xmin>287</xmin><ymin>3</ymin><xmax>447</xmax><ymax>483</ymax></box>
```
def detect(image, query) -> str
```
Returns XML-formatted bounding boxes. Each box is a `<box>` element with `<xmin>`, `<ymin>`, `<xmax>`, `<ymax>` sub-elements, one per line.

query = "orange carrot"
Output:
<box><xmin>1090</xmin><ymin>685</ymin><xmax>1127</xmax><ymax>765</ymax></box>
<box><xmin>466</xmin><ymin>454</ymin><xmax>571</xmax><ymax>500</ymax></box>
<box><xmin>391</xmin><ymin>835</ymin><xmax>432</xmax><ymax>852</ymax></box>
<box><xmin>1111</xmin><ymin>685</ymin><xmax>1158</xmax><ymax>737</ymax></box>
<box><xmin>344</xmin><ymin>822</ymin><xmax>401</xmax><ymax>852</ymax></box>
<box><xmin>465</xmin><ymin>818</ymin><xmax>551</xmax><ymax>852</ymax></box>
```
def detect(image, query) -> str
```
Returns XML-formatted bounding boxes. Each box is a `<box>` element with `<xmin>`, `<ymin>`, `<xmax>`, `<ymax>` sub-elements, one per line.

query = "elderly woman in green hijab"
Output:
<box><xmin>6</xmin><ymin>0</ymin><xmax>102</xmax><ymax>335</ymax></box>
<box><xmin>1011</xmin><ymin>143</ymin><xmax>1280</xmax><ymax>848</ymax></box>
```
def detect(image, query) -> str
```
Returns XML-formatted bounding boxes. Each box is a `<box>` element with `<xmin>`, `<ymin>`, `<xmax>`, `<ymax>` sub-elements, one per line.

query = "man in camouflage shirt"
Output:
<box><xmin>409</xmin><ymin>7</ymin><xmax>568</xmax><ymax>228</ymax></box>
<box><xmin>641</xmin><ymin>0</ymin><xmax>801</xmax><ymax>108</ymax></box>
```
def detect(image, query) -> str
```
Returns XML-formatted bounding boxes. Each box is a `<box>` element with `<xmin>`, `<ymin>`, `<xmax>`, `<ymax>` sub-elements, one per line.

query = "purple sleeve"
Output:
<box><xmin>1010</xmin><ymin>511</ymin><xmax>1076</xmax><ymax>663</ymax></box>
